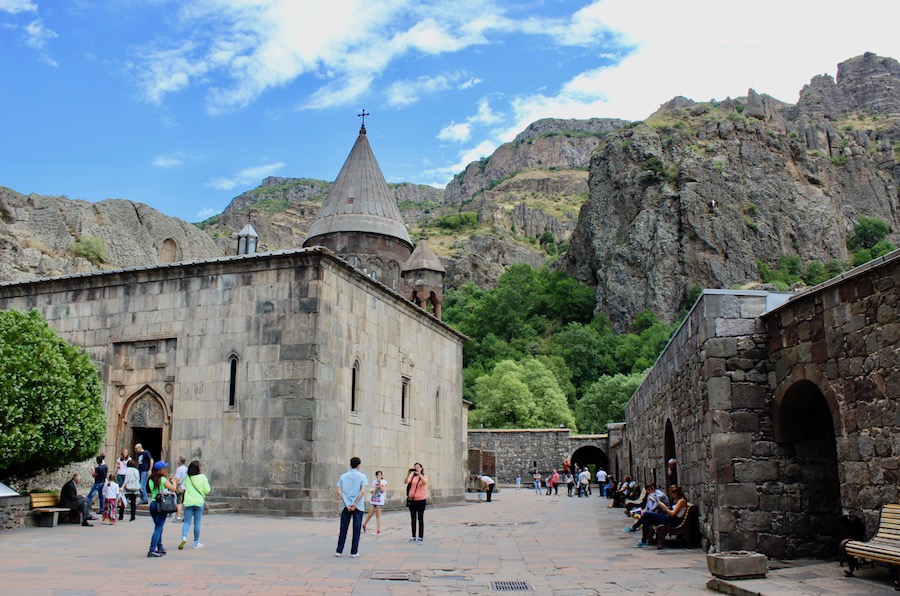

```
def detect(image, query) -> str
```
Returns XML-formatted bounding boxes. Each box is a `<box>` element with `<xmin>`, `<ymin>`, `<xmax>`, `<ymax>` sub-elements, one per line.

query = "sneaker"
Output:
<box><xmin>622</xmin><ymin>527</ymin><xmax>636</xmax><ymax>533</ymax></box>
<box><xmin>416</xmin><ymin>537</ymin><xmax>423</xmax><ymax>542</ymax></box>
<box><xmin>634</xmin><ymin>541</ymin><xmax>647</xmax><ymax>548</ymax></box>
<box><xmin>335</xmin><ymin>552</ymin><xmax>342</xmax><ymax>557</ymax></box>
<box><xmin>409</xmin><ymin>537</ymin><xmax>416</xmax><ymax>542</ymax></box>
<box><xmin>179</xmin><ymin>539</ymin><xmax>187</xmax><ymax>550</ymax></box>
<box><xmin>350</xmin><ymin>553</ymin><xmax>359</xmax><ymax>558</ymax></box>
<box><xmin>147</xmin><ymin>550</ymin><xmax>163</xmax><ymax>558</ymax></box>
<box><xmin>376</xmin><ymin>531</ymin><xmax>380</xmax><ymax>535</ymax></box>
<box><xmin>193</xmin><ymin>543</ymin><xmax>205</xmax><ymax>549</ymax></box>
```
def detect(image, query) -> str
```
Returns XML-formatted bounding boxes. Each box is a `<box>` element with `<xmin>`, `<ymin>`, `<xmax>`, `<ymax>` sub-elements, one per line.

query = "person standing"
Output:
<box><xmin>115</xmin><ymin>449</ymin><xmax>130</xmax><ymax>487</ymax></box>
<box><xmin>479</xmin><ymin>474</ymin><xmax>495</xmax><ymax>502</ymax></box>
<box><xmin>597</xmin><ymin>468</ymin><xmax>608</xmax><ymax>497</ymax></box>
<box><xmin>362</xmin><ymin>470</ymin><xmax>386</xmax><ymax>534</ymax></box>
<box><xmin>335</xmin><ymin>456</ymin><xmax>367</xmax><ymax>557</ymax></box>
<box><xmin>59</xmin><ymin>473</ymin><xmax>94</xmax><ymax>526</ymax></box>
<box><xmin>551</xmin><ymin>470</ymin><xmax>560</xmax><ymax>495</ymax></box>
<box><xmin>135</xmin><ymin>444</ymin><xmax>154</xmax><ymax>504</ymax></box>
<box><xmin>122</xmin><ymin>460</ymin><xmax>141</xmax><ymax>521</ymax></box>
<box><xmin>179</xmin><ymin>460</ymin><xmax>211</xmax><ymax>550</ymax></box>
<box><xmin>565</xmin><ymin>471</ymin><xmax>575</xmax><ymax>497</ymax></box>
<box><xmin>405</xmin><ymin>462</ymin><xmax>428</xmax><ymax>542</ymax></box>
<box><xmin>147</xmin><ymin>461</ymin><xmax>175</xmax><ymax>558</ymax></box>
<box><xmin>532</xmin><ymin>469</ymin><xmax>541</xmax><ymax>495</ymax></box>
<box><xmin>86</xmin><ymin>455</ymin><xmax>108</xmax><ymax>516</ymax></box>
<box><xmin>101</xmin><ymin>474</ymin><xmax>120</xmax><ymax>524</ymax></box>
<box><xmin>173</xmin><ymin>457</ymin><xmax>188</xmax><ymax>522</ymax></box>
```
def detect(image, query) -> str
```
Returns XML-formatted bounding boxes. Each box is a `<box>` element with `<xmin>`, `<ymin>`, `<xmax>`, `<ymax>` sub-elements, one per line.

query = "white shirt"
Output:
<box><xmin>369</xmin><ymin>479</ymin><xmax>387</xmax><ymax>506</ymax></box>
<box><xmin>597</xmin><ymin>470</ymin><xmax>607</xmax><ymax>482</ymax></box>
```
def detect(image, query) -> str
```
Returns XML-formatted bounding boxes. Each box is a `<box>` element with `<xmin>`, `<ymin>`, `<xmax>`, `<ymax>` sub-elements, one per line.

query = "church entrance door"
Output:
<box><xmin>121</xmin><ymin>386</ymin><xmax>169</xmax><ymax>465</ymax></box>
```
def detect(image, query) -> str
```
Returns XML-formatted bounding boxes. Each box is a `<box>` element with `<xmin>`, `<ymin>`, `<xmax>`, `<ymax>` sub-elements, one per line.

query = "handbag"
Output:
<box><xmin>156</xmin><ymin>491</ymin><xmax>178</xmax><ymax>514</ymax></box>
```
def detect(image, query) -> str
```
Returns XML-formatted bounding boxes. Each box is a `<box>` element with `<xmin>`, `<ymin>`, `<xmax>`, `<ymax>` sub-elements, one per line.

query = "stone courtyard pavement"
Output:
<box><xmin>1</xmin><ymin>488</ymin><xmax>897</xmax><ymax>595</ymax></box>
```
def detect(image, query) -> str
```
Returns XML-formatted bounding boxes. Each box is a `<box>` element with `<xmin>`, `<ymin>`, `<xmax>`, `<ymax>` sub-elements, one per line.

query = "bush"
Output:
<box><xmin>0</xmin><ymin>309</ymin><xmax>105</xmax><ymax>478</ymax></box>
<box><xmin>848</xmin><ymin>216</ymin><xmax>891</xmax><ymax>250</ymax></box>
<box><xmin>73</xmin><ymin>236</ymin><xmax>108</xmax><ymax>265</ymax></box>
<box><xmin>431</xmin><ymin>211</ymin><xmax>479</xmax><ymax>232</ymax></box>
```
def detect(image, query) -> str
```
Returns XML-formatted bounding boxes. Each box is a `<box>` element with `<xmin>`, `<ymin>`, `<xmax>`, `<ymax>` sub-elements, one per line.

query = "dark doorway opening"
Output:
<box><xmin>131</xmin><ymin>427</ymin><xmax>163</xmax><ymax>464</ymax></box>
<box><xmin>664</xmin><ymin>420</ymin><xmax>677</xmax><ymax>488</ymax></box>
<box><xmin>570</xmin><ymin>445</ymin><xmax>609</xmax><ymax>477</ymax></box>
<box><xmin>776</xmin><ymin>380</ymin><xmax>841</xmax><ymax>558</ymax></box>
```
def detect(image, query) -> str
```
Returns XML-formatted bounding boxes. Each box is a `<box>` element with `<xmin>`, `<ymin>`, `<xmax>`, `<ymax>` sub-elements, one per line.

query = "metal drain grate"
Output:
<box><xmin>491</xmin><ymin>580</ymin><xmax>533</xmax><ymax>591</ymax></box>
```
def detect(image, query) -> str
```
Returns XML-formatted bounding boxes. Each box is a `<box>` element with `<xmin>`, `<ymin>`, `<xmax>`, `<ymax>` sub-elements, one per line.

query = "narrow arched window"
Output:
<box><xmin>351</xmin><ymin>360</ymin><xmax>360</xmax><ymax>412</ymax></box>
<box><xmin>434</xmin><ymin>389</ymin><xmax>441</xmax><ymax>437</ymax></box>
<box><xmin>228</xmin><ymin>356</ymin><xmax>238</xmax><ymax>408</ymax></box>
<box><xmin>401</xmin><ymin>377</ymin><xmax>410</xmax><ymax>421</ymax></box>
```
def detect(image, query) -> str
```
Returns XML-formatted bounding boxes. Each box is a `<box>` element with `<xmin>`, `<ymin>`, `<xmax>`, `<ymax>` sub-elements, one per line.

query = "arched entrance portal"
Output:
<box><xmin>570</xmin><ymin>445</ymin><xmax>609</xmax><ymax>476</ymax></box>
<box><xmin>121</xmin><ymin>387</ymin><xmax>168</xmax><ymax>464</ymax></box>
<box><xmin>775</xmin><ymin>379</ymin><xmax>841</xmax><ymax>558</ymax></box>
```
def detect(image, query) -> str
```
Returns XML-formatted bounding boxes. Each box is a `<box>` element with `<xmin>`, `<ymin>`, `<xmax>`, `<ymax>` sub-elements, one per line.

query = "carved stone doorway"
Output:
<box><xmin>122</xmin><ymin>386</ymin><xmax>169</xmax><ymax>464</ymax></box>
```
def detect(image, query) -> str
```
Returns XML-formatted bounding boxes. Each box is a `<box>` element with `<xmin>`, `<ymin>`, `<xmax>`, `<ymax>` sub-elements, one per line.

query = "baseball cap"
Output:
<box><xmin>153</xmin><ymin>461</ymin><xmax>168</xmax><ymax>471</ymax></box>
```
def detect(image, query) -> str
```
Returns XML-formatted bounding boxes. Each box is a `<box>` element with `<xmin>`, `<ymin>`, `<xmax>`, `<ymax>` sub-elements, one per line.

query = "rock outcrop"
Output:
<box><xmin>557</xmin><ymin>54</ymin><xmax>900</xmax><ymax>329</ymax></box>
<box><xmin>0</xmin><ymin>186</ymin><xmax>221</xmax><ymax>282</ymax></box>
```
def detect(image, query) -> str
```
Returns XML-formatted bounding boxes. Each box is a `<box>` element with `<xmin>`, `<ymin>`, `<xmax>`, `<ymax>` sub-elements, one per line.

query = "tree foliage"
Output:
<box><xmin>848</xmin><ymin>216</ymin><xmax>891</xmax><ymax>250</ymax></box>
<box><xmin>0</xmin><ymin>309</ymin><xmax>105</xmax><ymax>478</ymax></box>
<box><xmin>575</xmin><ymin>372</ymin><xmax>646</xmax><ymax>433</ymax></box>
<box><xmin>469</xmin><ymin>359</ymin><xmax>575</xmax><ymax>430</ymax></box>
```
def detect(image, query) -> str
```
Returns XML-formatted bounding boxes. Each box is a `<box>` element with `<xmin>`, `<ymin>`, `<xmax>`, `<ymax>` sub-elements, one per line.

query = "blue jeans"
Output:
<box><xmin>86</xmin><ymin>481</ymin><xmax>105</xmax><ymax>513</ymax></box>
<box><xmin>533</xmin><ymin>481</ymin><xmax>541</xmax><ymax>495</ymax></box>
<box><xmin>149</xmin><ymin>501</ymin><xmax>167</xmax><ymax>552</ymax></box>
<box><xmin>139</xmin><ymin>471</ymin><xmax>149</xmax><ymax>503</ymax></box>
<box><xmin>182</xmin><ymin>505</ymin><xmax>203</xmax><ymax>545</ymax></box>
<box><xmin>337</xmin><ymin>507</ymin><xmax>363</xmax><ymax>555</ymax></box>
<box><xmin>635</xmin><ymin>510</ymin><xmax>670</xmax><ymax>543</ymax></box>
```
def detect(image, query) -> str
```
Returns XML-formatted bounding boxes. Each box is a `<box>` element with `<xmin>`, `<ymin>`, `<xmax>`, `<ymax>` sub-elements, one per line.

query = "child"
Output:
<box><xmin>102</xmin><ymin>474</ymin><xmax>120</xmax><ymax>524</ymax></box>
<box><xmin>362</xmin><ymin>470</ymin><xmax>387</xmax><ymax>534</ymax></box>
<box><xmin>515</xmin><ymin>476</ymin><xmax>521</xmax><ymax>491</ymax></box>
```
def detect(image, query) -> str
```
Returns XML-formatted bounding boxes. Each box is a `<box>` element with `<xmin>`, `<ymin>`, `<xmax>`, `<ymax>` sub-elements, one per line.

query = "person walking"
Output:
<box><xmin>135</xmin><ymin>444</ymin><xmax>153</xmax><ymax>504</ymax></box>
<box><xmin>173</xmin><ymin>457</ymin><xmax>188</xmax><ymax>522</ymax></box>
<box><xmin>405</xmin><ymin>462</ymin><xmax>428</xmax><ymax>542</ymax></box>
<box><xmin>362</xmin><ymin>470</ymin><xmax>386</xmax><ymax>534</ymax></box>
<box><xmin>335</xmin><ymin>456</ymin><xmax>367</xmax><ymax>558</ymax></box>
<box><xmin>147</xmin><ymin>461</ymin><xmax>175</xmax><ymax>558</ymax></box>
<box><xmin>122</xmin><ymin>460</ymin><xmax>141</xmax><ymax>521</ymax></box>
<box><xmin>85</xmin><ymin>455</ymin><xmax>108</xmax><ymax>516</ymax></box>
<box><xmin>179</xmin><ymin>460</ymin><xmax>211</xmax><ymax>550</ymax></box>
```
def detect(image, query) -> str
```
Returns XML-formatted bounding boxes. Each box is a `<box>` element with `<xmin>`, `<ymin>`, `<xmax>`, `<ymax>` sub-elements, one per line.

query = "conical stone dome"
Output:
<box><xmin>304</xmin><ymin>126</ymin><xmax>412</xmax><ymax>248</ymax></box>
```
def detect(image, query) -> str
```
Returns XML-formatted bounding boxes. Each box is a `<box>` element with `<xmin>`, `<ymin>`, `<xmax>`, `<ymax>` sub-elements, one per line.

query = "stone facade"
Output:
<box><xmin>615</xmin><ymin>250</ymin><xmax>900</xmax><ymax>559</ymax></box>
<box><xmin>0</xmin><ymin>248</ymin><xmax>467</xmax><ymax>516</ymax></box>
<box><xmin>467</xmin><ymin>429</ymin><xmax>608</xmax><ymax>484</ymax></box>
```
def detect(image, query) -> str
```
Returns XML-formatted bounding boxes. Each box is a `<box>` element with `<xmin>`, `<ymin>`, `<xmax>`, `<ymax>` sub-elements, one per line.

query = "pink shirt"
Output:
<box><xmin>407</xmin><ymin>474</ymin><xmax>428</xmax><ymax>501</ymax></box>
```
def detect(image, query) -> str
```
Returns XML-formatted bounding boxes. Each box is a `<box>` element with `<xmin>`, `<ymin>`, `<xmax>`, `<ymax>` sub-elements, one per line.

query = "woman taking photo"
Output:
<box><xmin>147</xmin><ymin>461</ymin><xmax>176</xmax><ymax>558</ymax></box>
<box><xmin>179</xmin><ymin>460</ymin><xmax>211</xmax><ymax>550</ymax></box>
<box><xmin>405</xmin><ymin>463</ymin><xmax>428</xmax><ymax>542</ymax></box>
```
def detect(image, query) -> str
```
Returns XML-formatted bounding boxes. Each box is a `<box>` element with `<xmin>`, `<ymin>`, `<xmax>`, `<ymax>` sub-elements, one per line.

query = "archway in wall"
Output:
<box><xmin>775</xmin><ymin>379</ymin><xmax>841</xmax><ymax>558</ymax></box>
<box><xmin>570</xmin><ymin>445</ymin><xmax>608</xmax><ymax>477</ymax></box>
<box><xmin>122</xmin><ymin>387</ymin><xmax>168</xmax><ymax>464</ymax></box>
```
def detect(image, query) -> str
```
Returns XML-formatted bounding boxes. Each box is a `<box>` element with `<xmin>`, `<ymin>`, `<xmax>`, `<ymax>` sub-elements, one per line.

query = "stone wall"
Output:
<box><xmin>0</xmin><ymin>248</ymin><xmax>467</xmax><ymax>517</ymax></box>
<box><xmin>467</xmin><ymin>429</ymin><xmax>607</xmax><ymax>484</ymax></box>
<box><xmin>765</xmin><ymin>251</ymin><xmax>900</xmax><ymax>539</ymax></box>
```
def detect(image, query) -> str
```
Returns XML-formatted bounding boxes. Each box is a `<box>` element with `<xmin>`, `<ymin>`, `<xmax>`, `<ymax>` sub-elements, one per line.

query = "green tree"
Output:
<box><xmin>575</xmin><ymin>372</ymin><xmax>646</xmax><ymax>433</ymax></box>
<box><xmin>469</xmin><ymin>359</ymin><xmax>576</xmax><ymax>429</ymax></box>
<box><xmin>848</xmin><ymin>216</ymin><xmax>891</xmax><ymax>250</ymax></box>
<box><xmin>0</xmin><ymin>309</ymin><xmax>105</xmax><ymax>478</ymax></box>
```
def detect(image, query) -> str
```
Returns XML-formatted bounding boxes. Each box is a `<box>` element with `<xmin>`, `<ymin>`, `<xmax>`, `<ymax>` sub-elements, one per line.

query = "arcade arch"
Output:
<box><xmin>570</xmin><ymin>444</ymin><xmax>609</xmax><ymax>473</ymax></box>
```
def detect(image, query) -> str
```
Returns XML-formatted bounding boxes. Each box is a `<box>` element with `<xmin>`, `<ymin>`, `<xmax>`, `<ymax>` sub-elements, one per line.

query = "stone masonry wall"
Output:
<box><xmin>765</xmin><ymin>251</ymin><xmax>900</xmax><ymax>538</ymax></box>
<box><xmin>620</xmin><ymin>291</ymin><xmax>773</xmax><ymax>552</ymax></box>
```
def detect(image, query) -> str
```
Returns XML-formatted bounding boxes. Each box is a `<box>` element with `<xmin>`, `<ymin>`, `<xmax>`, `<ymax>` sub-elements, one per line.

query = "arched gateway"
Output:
<box><xmin>120</xmin><ymin>386</ymin><xmax>168</xmax><ymax>465</ymax></box>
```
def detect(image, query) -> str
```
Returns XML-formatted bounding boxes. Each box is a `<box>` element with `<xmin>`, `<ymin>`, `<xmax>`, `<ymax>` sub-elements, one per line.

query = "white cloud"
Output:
<box><xmin>0</xmin><ymin>0</ymin><xmax>37</xmax><ymax>14</ymax></box>
<box><xmin>25</xmin><ymin>19</ymin><xmax>57</xmax><ymax>66</ymax></box>
<box><xmin>458</xmin><ymin>77</ymin><xmax>481</xmax><ymax>90</ymax></box>
<box><xmin>437</xmin><ymin>122</ymin><xmax>471</xmax><ymax>143</ymax></box>
<box><xmin>205</xmin><ymin>162</ymin><xmax>286</xmax><ymax>191</ymax></box>
<box><xmin>195</xmin><ymin>207</ymin><xmax>220</xmax><ymax>220</ymax></box>
<box><xmin>386</xmin><ymin>72</ymin><xmax>466</xmax><ymax>107</ymax></box>
<box><xmin>152</xmin><ymin>155</ymin><xmax>181</xmax><ymax>168</ymax></box>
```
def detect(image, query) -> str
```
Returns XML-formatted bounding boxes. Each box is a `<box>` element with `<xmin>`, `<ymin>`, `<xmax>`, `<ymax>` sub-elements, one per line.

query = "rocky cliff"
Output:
<box><xmin>557</xmin><ymin>53</ymin><xmax>900</xmax><ymax>329</ymax></box>
<box><xmin>0</xmin><ymin>186</ymin><xmax>221</xmax><ymax>282</ymax></box>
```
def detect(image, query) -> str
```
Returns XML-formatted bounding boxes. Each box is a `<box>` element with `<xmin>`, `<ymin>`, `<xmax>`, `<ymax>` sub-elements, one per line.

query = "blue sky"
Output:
<box><xmin>2</xmin><ymin>0</ymin><xmax>898</xmax><ymax>223</ymax></box>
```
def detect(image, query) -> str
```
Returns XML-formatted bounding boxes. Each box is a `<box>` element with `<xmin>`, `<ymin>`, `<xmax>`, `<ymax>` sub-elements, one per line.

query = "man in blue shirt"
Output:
<box><xmin>335</xmin><ymin>456</ymin><xmax>367</xmax><ymax>558</ymax></box>
<box><xmin>135</xmin><ymin>443</ymin><xmax>153</xmax><ymax>504</ymax></box>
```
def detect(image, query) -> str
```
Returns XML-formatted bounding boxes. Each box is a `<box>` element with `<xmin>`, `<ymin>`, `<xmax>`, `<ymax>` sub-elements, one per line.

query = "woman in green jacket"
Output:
<box><xmin>178</xmin><ymin>460</ymin><xmax>211</xmax><ymax>550</ymax></box>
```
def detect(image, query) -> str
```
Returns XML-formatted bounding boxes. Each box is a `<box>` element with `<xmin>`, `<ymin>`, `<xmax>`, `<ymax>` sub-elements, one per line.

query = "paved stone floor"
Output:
<box><xmin>1</xmin><ymin>488</ymin><xmax>897</xmax><ymax>594</ymax></box>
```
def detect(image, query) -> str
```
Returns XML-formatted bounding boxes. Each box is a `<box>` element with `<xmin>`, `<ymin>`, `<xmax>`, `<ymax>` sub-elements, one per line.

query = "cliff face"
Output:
<box><xmin>0</xmin><ymin>186</ymin><xmax>221</xmax><ymax>282</ymax></box>
<box><xmin>558</xmin><ymin>54</ymin><xmax>900</xmax><ymax>329</ymax></box>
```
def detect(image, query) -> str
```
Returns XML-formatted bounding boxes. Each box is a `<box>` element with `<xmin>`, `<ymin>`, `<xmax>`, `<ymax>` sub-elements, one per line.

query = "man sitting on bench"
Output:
<box><xmin>59</xmin><ymin>473</ymin><xmax>95</xmax><ymax>526</ymax></box>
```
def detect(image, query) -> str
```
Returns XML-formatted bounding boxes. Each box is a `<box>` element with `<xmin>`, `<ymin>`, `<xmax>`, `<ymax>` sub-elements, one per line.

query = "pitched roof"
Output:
<box><xmin>304</xmin><ymin>126</ymin><xmax>412</xmax><ymax>247</ymax></box>
<box><xmin>403</xmin><ymin>239</ymin><xmax>445</xmax><ymax>273</ymax></box>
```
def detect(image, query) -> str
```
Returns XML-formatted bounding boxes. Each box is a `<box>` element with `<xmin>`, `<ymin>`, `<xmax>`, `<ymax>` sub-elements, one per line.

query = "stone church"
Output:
<box><xmin>0</xmin><ymin>123</ymin><xmax>467</xmax><ymax>516</ymax></box>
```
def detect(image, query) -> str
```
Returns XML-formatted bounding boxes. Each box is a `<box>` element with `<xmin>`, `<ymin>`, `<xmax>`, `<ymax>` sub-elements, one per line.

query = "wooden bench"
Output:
<box><xmin>30</xmin><ymin>492</ymin><xmax>75</xmax><ymax>527</ymax></box>
<box><xmin>624</xmin><ymin>488</ymin><xmax>648</xmax><ymax>515</ymax></box>
<box><xmin>655</xmin><ymin>503</ymin><xmax>699</xmax><ymax>548</ymax></box>
<box><xmin>840</xmin><ymin>504</ymin><xmax>900</xmax><ymax>591</ymax></box>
